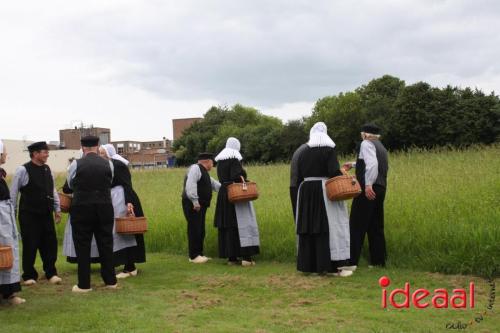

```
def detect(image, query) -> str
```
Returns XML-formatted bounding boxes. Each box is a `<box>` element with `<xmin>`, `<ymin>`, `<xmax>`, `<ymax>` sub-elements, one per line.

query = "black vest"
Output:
<box><xmin>183</xmin><ymin>164</ymin><xmax>213</xmax><ymax>207</ymax></box>
<box><xmin>72</xmin><ymin>153</ymin><xmax>113</xmax><ymax>206</ymax></box>
<box><xmin>355</xmin><ymin>140</ymin><xmax>389</xmax><ymax>188</ymax></box>
<box><xmin>19</xmin><ymin>162</ymin><xmax>54</xmax><ymax>215</ymax></box>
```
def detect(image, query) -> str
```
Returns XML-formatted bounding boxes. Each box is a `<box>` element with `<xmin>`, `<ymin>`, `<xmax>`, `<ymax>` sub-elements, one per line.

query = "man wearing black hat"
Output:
<box><xmin>64</xmin><ymin>135</ymin><xmax>117</xmax><ymax>292</ymax></box>
<box><xmin>10</xmin><ymin>141</ymin><xmax>62</xmax><ymax>286</ymax></box>
<box><xmin>181</xmin><ymin>153</ymin><xmax>220</xmax><ymax>264</ymax></box>
<box><xmin>342</xmin><ymin>123</ymin><xmax>389</xmax><ymax>271</ymax></box>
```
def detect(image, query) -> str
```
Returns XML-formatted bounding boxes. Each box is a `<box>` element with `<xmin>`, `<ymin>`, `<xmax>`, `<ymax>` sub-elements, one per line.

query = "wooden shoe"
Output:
<box><xmin>333</xmin><ymin>270</ymin><xmax>353</xmax><ymax>277</ymax></box>
<box><xmin>116</xmin><ymin>272</ymin><xmax>131</xmax><ymax>279</ymax></box>
<box><xmin>338</xmin><ymin>265</ymin><xmax>357</xmax><ymax>272</ymax></box>
<box><xmin>189</xmin><ymin>256</ymin><xmax>208</xmax><ymax>264</ymax></box>
<box><xmin>49</xmin><ymin>276</ymin><xmax>62</xmax><ymax>284</ymax></box>
<box><xmin>8</xmin><ymin>296</ymin><xmax>26</xmax><ymax>305</ymax></box>
<box><xmin>241</xmin><ymin>260</ymin><xmax>256</xmax><ymax>267</ymax></box>
<box><xmin>22</xmin><ymin>279</ymin><xmax>36</xmax><ymax>286</ymax></box>
<box><xmin>72</xmin><ymin>285</ymin><xmax>92</xmax><ymax>293</ymax></box>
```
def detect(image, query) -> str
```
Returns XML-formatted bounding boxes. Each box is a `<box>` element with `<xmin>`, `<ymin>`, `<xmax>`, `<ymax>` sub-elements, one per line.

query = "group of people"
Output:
<box><xmin>0</xmin><ymin>120</ymin><xmax>388</xmax><ymax>305</ymax></box>
<box><xmin>182</xmin><ymin>137</ymin><xmax>260</xmax><ymax>266</ymax></box>
<box><xmin>181</xmin><ymin>121</ymin><xmax>388</xmax><ymax>278</ymax></box>
<box><xmin>290</xmin><ymin>122</ymin><xmax>388</xmax><ymax>276</ymax></box>
<box><xmin>0</xmin><ymin>136</ymin><xmax>146</xmax><ymax>304</ymax></box>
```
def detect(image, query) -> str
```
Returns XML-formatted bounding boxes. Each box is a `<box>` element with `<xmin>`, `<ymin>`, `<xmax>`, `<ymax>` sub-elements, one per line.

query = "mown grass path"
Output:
<box><xmin>0</xmin><ymin>254</ymin><xmax>498</xmax><ymax>332</ymax></box>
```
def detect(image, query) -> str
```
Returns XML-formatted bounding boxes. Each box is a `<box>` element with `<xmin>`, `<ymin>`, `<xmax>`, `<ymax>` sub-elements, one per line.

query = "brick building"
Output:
<box><xmin>111</xmin><ymin>138</ymin><xmax>172</xmax><ymax>168</ymax></box>
<box><xmin>59</xmin><ymin>126</ymin><xmax>111</xmax><ymax>149</ymax></box>
<box><xmin>172</xmin><ymin>118</ymin><xmax>202</xmax><ymax>141</ymax></box>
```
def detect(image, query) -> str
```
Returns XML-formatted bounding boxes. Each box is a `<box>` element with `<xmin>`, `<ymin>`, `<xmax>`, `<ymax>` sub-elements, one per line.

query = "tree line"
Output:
<box><xmin>173</xmin><ymin>75</ymin><xmax>500</xmax><ymax>165</ymax></box>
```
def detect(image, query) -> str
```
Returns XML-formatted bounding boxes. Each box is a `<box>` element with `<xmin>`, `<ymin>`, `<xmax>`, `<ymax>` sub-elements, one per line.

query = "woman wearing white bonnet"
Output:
<box><xmin>99</xmin><ymin>144</ymin><xmax>146</xmax><ymax>278</ymax></box>
<box><xmin>0</xmin><ymin>140</ymin><xmax>25</xmax><ymax>304</ymax></box>
<box><xmin>294</xmin><ymin>122</ymin><xmax>352</xmax><ymax>276</ymax></box>
<box><xmin>213</xmin><ymin>137</ymin><xmax>260</xmax><ymax>266</ymax></box>
<box><xmin>63</xmin><ymin>144</ymin><xmax>146</xmax><ymax>278</ymax></box>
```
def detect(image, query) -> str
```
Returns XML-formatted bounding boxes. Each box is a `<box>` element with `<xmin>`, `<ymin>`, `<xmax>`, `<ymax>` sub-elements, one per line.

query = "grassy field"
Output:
<box><xmin>52</xmin><ymin>144</ymin><xmax>499</xmax><ymax>277</ymax></box>
<box><xmin>0</xmin><ymin>253</ymin><xmax>498</xmax><ymax>333</ymax></box>
<box><xmin>1</xmin><ymin>145</ymin><xmax>498</xmax><ymax>332</ymax></box>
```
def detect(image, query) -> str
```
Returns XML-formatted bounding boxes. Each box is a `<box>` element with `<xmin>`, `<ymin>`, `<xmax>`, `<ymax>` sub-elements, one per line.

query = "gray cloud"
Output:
<box><xmin>0</xmin><ymin>0</ymin><xmax>499</xmax><ymax>141</ymax></box>
<box><xmin>48</xmin><ymin>0</ymin><xmax>500</xmax><ymax>104</ymax></box>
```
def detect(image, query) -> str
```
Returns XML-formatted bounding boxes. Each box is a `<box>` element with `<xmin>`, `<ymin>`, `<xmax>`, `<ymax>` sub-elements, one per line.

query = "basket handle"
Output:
<box><xmin>127</xmin><ymin>205</ymin><xmax>136</xmax><ymax>217</ymax></box>
<box><xmin>341</xmin><ymin>167</ymin><xmax>358</xmax><ymax>185</ymax></box>
<box><xmin>240</xmin><ymin>176</ymin><xmax>248</xmax><ymax>191</ymax></box>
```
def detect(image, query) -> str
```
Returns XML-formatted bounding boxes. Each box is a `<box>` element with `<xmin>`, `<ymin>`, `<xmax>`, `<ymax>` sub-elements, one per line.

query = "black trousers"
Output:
<box><xmin>182</xmin><ymin>198</ymin><xmax>207</xmax><ymax>259</ymax></box>
<box><xmin>71</xmin><ymin>203</ymin><xmax>116</xmax><ymax>289</ymax></box>
<box><xmin>349</xmin><ymin>185</ymin><xmax>387</xmax><ymax>266</ymax></box>
<box><xmin>19</xmin><ymin>211</ymin><xmax>58</xmax><ymax>280</ymax></box>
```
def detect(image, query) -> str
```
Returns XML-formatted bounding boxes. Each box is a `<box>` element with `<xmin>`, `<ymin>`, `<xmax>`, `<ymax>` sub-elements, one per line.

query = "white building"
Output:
<box><xmin>1</xmin><ymin>139</ymin><xmax>80</xmax><ymax>174</ymax></box>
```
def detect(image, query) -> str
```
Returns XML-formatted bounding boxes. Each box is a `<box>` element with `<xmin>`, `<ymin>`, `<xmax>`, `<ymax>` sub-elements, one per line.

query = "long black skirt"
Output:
<box><xmin>0</xmin><ymin>282</ymin><xmax>21</xmax><ymax>298</ymax></box>
<box><xmin>217</xmin><ymin>226</ymin><xmax>260</xmax><ymax>259</ymax></box>
<box><xmin>215</xmin><ymin>185</ymin><xmax>259</xmax><ymax>259</ymax></box>
<box><xmin>125</xmin><ymin>190</ymin><xmax>146</xmax><ymax>265</ymax></box>
<box><xmin>296</xmin><ymin>181</ymin><xmax>336</xmax><ymax>273</ymax></box>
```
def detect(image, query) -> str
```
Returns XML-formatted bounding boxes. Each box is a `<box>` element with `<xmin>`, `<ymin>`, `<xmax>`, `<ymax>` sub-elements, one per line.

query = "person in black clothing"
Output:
<box><xmin>65</xmin><ymin>136</ymin><xmax>117</xmax><ymax>293</ymax></box>
<box><xmin>290</xmin><ymin>143</ymin><xmax>308</xmax><ymax>220</ymax></box>
<box><xmin>10</xmin><ymin>141</ymin><xmax>62</xmax><ymax>286</ymax></box>
<box><xmin>343</xmin><ymin>123</ymin><xmax>389</xmax><ymax>270</ymax></box>
<box><xmin>182</xmin><ymin>152</ymin><xmax>220</xmax><ymax>264</ymax></box>
<box><xmin>100</xmin><ymin>144</ymin><xmax>146</xmax><ymax>278</ymax></box>
<box><xmin>295</xmin><ymin>122</ymin><xmax>352</xmax><ymax>276</ymax></box>
<box><xmin>0</xmin><ymin>140</ymin><xmax>25</xmax><ymax>305</ymax></box>
<box><xmin>214</xmin><ymin>137</ymin><xmax>260</xmax><ymax>267</ymax></box>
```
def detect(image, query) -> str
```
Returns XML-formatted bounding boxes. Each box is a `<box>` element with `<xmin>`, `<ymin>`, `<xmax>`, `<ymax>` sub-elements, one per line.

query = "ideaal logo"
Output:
<box><xmin>378</xmin><ymin>276</ymin><xmax>496</xmax><ymax>330</ymax></box>
<box><xmin>378</xmin><ymin>276</ymin><xmax>474</xmax><ymax>309</ymax></box>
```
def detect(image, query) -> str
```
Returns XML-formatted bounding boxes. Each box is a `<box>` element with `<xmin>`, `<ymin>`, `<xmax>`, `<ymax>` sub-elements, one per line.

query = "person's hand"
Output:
<box><xmin>54</xmin><ymin>212</ymin><xmax>62</xmax><ymax>224</ymax></box>
<box><xmin>193</xmin><ymin>203</ymin><xmax>201</xmax><ymax>212</ymax></box>
<box><xmin>365</xmin><ymin>185</ymin><xmax>376</xmax><ymax>200</ymax></box>
<box><xmin>342</xmin><ymin>162</ymin><xmax>353</xmax><ymax>171</ymax></box>
<box><xmin>127</xmin><ymin>203</ymin><xmax>135</xmax><ymax>216</ymax></box>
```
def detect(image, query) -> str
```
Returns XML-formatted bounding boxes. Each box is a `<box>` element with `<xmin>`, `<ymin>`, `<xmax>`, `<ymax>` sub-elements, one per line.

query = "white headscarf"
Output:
<box><xmin>307</xmin><ymin>122</ymin><xmax>336</xmax><ymax>148</ymax></box>
<box><xmin>215</xmin><ymin>137</ymin><xmax>243</xmax><ymax>161</ymax></box>
<box><xmin>0</xmin><ymin>139</ymin><xmax>4</xmax><ymax>154</ymax></box>
<box><xmin>101</xmin><ymin>144</ymin><xmax>129</xmax><ymax>165</ymax></box>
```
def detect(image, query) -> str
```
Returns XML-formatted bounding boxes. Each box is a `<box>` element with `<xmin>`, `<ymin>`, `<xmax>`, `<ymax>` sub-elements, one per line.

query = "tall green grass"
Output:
<box><xmin>54</xmin><ymin>145</ymin><xmax>499</xmax><ymax>277</ymax></box>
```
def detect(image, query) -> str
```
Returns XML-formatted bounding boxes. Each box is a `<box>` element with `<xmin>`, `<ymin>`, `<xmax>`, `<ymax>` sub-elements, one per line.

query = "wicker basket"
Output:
<box><xmin>58</xmin><ymin>192</ymin><xmax>72</xmax><ymax>213</ymax></box>
<box><xmin>116</xmin><ymin>215</ymin><xmax>148</xmax><ymax>234</ymax></box>
<box><xmin>0</xmin><ymin>246</ymin><xmax>14</xmax><ymax>270</ymax></box>
<box><xmin>325</xmin><ymin>168</ymin><xmax>362</xmax><ymax>201</ymax></box>
<box><xmin>227</xmin><ymin>176</ymin><xmax>259</xmax><ymax>203</ymax></box>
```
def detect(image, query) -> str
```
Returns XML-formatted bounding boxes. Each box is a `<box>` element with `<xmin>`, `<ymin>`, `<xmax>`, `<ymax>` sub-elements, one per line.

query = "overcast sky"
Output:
<box><xmin>1</xmin><ymin>0</ymin><xmax>499</xmax><ymax>142</ymax></box>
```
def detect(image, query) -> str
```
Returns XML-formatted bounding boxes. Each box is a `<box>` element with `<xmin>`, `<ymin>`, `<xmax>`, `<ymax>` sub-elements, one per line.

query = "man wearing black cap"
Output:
<box><xmin>65</xmin><ymin>135</ymin><xmax>117</xmax><ymax>292</ymax></box>
<box><xmin>10</xmin><ymin>141</ymin><xmax>62</xmax><ymax>286</ymax></box>
<box><xmin>342</xmin><ymin>123</ymin><xmax>389</xmax><ymax>271</ymax></box>
<box><xmin>182</xmin><ymin>153</ymin><xmax>220</xmax><ymax>264</ymax></box>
